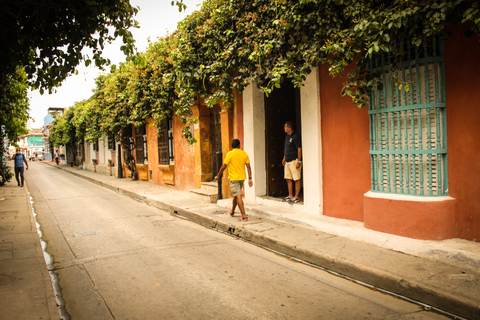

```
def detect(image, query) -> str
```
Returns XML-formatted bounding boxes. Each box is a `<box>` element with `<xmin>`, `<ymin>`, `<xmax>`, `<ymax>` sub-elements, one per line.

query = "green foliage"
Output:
<box><xmin>0</xmin><ymin>145</ymin><xmax>13</xmax><ymax>184</ymax></box>
<box><xmin>170</xmin><ymin>0</ymin><xmax>480</xmax><ymax>111</ymax></box>
<box><xmin>0</xmin><ymin>66</ymin><xmax>29</xmax><ymax>185</ymax></box>
<box><xmin>0</xmin><ymin>0</ymin><xmax>139</xmax><ymax>172</ymax></box>
<box><xmin>49</xmin><ymin>106</ymin><xmax>77</xmax><ymax>147</ymax></box>
<box><xmin>0</xmin><ymin>134</ymin><xmax>12</xmax><ymax>185</ymax></box>
<box><xmin>2</xmin><ymin>166</ymin><xmax>13</xmax><ymax>185</ymax></box>
<box><xmin>172</xmin><ymin>0</ymin><xmax>188</xmax><ymax>12</ymax></box>
<box><xmin>0</xmin><ymin>67</ymin><xmax>29</xmax><ymax>142</ymax></box>
<box><xmin>0</xmin><ymin>0</ymin><xmax>139</xmax><ymax>93</ymax></box>
<box><xmin>53</xmin><ymin>0</ymin><xmax>480</xmax><ymax>146</ymax></box>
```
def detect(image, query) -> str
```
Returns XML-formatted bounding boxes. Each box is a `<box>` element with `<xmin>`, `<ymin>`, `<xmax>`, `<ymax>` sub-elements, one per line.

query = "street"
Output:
<box><xmin>26</xmin><ymin>162</ymin><xmax>451</xmax><ymax>320</ymax></box>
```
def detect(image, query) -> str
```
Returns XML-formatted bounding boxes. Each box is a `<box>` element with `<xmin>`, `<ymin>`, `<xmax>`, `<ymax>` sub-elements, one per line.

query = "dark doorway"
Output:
<box><xmin>265</xmin><ymin>80</ymin><xmax>302</xmax><ymax>198</ymax></box>
<box><xmin>210</xmin><ymin>104</ymin><xmax>222</xmax><ymax>179</ymax></box>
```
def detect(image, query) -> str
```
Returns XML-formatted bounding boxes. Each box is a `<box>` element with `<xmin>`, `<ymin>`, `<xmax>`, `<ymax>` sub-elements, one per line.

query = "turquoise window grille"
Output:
<box><xmin>368</xmin><ymin>37</ymin><xmax>447</xmax><ymax>196</ymax></box>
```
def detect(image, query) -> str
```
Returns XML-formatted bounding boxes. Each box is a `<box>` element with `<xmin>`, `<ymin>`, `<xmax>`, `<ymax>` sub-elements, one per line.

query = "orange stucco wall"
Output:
<box><xmin>320</xmin><ymin>64</ymin><xmax>371</xmax><ymax>221</ymax></box>
<box><xmin>444</xmin><ymin>25</ymin><xmax>480</xmax><ymax>241</ymax></box>
<box><xmin>321</xmin><ymin>25</ymin><xmax>480</xmax><ymax>241</ymax></box>
<box><xmin>141</xmin><ymin>117</ymin><xmax>196</xmax><ymax>191</ymax></box>
<box><xmin>234</xmin><ymin>88</ymin><xmax>244</xmax><ymax>146</ymax></box>
<box><xmin>172</xmin><ymin>116</ymin><xmax>196</xmax><ymax>191</ymax></box>
<box><xmin>146</xmin><ymin>118</ymin><xmax>161</xmax><ymax>185</ymax></box>
<box><xmin>364</xmin><ymin>195</ymin><xmax>457</xmax><ymax>240</ymax></box>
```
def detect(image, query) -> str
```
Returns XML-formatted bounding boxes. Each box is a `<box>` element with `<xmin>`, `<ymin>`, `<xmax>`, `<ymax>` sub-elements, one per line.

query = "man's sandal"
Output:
<box><xmin>282</xmin><ymin>197</ymin><xmax>292</xmax><ymax>202</ymax></box>
<box><xmin>238</xmin><ymin>216</ymin><xmax>248</xmax><ymax>221</ymax></box>
<box><xmin>229</xmin><ymin>212</ymin><xmax>235</xmax><ymax>216</ymax></box>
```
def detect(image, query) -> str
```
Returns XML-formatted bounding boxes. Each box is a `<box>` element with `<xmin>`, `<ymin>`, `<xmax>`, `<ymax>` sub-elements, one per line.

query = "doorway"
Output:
<box><xmin>210</xmin><ymin>104</ymin><xmax>222</xmax><ymax>178</ymax></box>
<box><xmin>264</xmin><ymin>80</ymin><xmax>302</xmax><ymax>198</ymax></box>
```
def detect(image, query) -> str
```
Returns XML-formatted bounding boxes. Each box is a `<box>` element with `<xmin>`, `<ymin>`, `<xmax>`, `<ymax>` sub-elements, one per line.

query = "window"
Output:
<box><xmin>108</xmin><ymin>134</ymin><xmax>116</xmax><ymax>150</ymax></box>
<box><xmin>76</xmin><ymin>144</ymin><xmax>83</xmax><ymax>158</ymax></box>
<box><xmin>368</xmin><ymin>36</ymin><xmax>447</xmax><ymax>196</ymax></box>
<box><xmin>92</xmin><ymin>138</ymin><xmax>99</xmax><ymax>152</ymax></box>
<box><xmin>135</xmin><ymin>125</ymin><xmax>148</xmax><ymax>164</ymax></box>
<box><xmin>158</xmin><ymin>118</ymin><xmax>174</xmax><ymax>165</ymax></box>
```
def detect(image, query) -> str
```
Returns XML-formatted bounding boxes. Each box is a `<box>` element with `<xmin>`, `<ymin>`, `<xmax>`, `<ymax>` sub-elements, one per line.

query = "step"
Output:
<box><xmin>190</xmin><ymin>188</ymin><xmax>219</xmax><ymax>203</ymax></box>
<box><xmin>201</xmin><ymin>181</ymin><xmax>219</xmax><ymax>192</ymax></box>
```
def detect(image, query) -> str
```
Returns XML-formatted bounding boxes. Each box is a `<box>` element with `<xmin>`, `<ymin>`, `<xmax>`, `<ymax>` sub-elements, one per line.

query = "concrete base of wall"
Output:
<box><xmin>84</xmin><ymin>164</ymin><xmax>118</xmax><ymax>178</ymax></box>
<box><xmin>364</xmin><ymin>191</ymin><xmax>457</xmax><ymax>240</ymax></box>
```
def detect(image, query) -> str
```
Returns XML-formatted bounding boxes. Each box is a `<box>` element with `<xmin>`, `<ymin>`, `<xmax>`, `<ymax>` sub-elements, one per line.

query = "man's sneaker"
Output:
<box><xmin>291</xmin><ymin>198</ymin><xmax>300</xmax><ymax>204</ymax></box>
<box><xmin>283</xmin><ymin>197</ymin><xmax>292</xmax><ymax>202</ymax></box>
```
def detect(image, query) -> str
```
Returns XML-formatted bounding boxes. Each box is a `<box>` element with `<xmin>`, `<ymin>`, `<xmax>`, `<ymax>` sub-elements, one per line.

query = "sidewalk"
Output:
<box><xmin>0</xmin><ymin>170</ymin><xmax>58</xmax><ymax>319</ymax></box>
<box><xmin>24</xmin><ymin>162</ymin><xmax>480</xmax><ymax>319</ymax></box>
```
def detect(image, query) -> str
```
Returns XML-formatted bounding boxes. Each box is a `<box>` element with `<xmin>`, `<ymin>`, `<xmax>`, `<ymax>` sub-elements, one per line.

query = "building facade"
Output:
<box><xmin>241</xmin><ymin>25</ymin><xmax>480</xmax><ymax>242</ymax></box>
<box><xmin>80</xmin><ymin>25</ymin><xmax>479</xmax><ymax>243</ymax></box>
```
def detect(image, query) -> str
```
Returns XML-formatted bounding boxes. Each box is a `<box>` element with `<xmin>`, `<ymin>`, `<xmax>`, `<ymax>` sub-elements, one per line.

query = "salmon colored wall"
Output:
<box><xmin>320</xmin><ymin>64</ymin><xmax>371</xmax><ymax>221</ymax></box>
<box><xmin>234</xmin><ymin>89</ymin><xmax>244</xmax><ymax>147</ymax></box>
<box><xmin>146</xmin><ymin>118</ymin><xmax>162</xmax><ymax>185</ymax></box>
<box><xmin>172</xmin><ymin>116</ymin><xmax>196</xmax><ymax>191</ymax></box>
<box><xmin>364</xmin><ymin>195</ymin><xmax>457</xmax><ymax>240</ymax></box>
<box><xmin>444</xmin><ymin>25</ymin><xmax>480</xmax><ymax>241</ymax></box>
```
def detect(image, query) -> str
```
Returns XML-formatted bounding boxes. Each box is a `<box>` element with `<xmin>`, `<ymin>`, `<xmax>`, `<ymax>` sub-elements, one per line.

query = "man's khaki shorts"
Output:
<box><xmin>229</xmin><ymin>180</ymin><xmax>245</xmax><ymax>196</ymax></box>
<box><xmin>284</xmin><ymin>160</ymin><xmax>302</xmax><ymax>181</ymax></box>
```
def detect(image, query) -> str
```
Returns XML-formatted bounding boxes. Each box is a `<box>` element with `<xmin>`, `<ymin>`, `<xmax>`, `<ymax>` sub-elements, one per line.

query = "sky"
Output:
<box><xmin>27</xmin><ymin>0</ymin><xmax>205</xmax><ymax>128</ymax></box>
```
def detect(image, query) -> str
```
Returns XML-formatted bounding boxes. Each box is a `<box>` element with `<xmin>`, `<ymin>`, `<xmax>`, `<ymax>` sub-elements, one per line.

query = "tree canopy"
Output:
<box><xmin>48</xmin><ymin>0</ymin><xmax>480</xmax><ymax>148</ymax></box>
<box><xmin>0</xmin><ymin>0</ymin><xmax>139</xmax><ymax>184</ymax></box>
<box><xmin>0</xmin><ymin>67</ymin><xmax>29</xmax><ymax>142</ymax></box>
<box><xmin>0</xmin><ymin>0</ymin><xmax>138</xmax><ymax>139</ymax></box>
<box><xmin>0</xmin><ymin>0</ymin><xmax>138</xmax><ymax>93</ymax></box>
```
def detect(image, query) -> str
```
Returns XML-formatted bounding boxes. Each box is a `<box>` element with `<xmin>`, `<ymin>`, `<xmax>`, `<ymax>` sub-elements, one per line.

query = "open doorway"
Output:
<box><xmin>264</xmin><ymin>80</ymin><xmax>302</xmax><ymax>198</ymax></box>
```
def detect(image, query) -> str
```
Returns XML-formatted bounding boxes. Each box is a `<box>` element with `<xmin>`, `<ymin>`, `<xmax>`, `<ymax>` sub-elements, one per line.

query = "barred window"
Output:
<box><xmin>158</xmin><ymin>118</ymin><xmax>174</xmax><ymax>165</ymax></box>
<box><xmin>92</xmin><ymin>138</ymin><xmax>99</xmax><ymax>152</ymax></box>
<box><xmin>368</xmin><ymin>37</ymin><xmax>447</xmax><ymax>196</ymax></box>
<box><xmin>135</xmin><ymin>125</ymin><xmax>148</xmax><ymax>164</ymax></box>
<box><xmin>108</xmin><ymin>134</ymin><xmax>115</xmax><ymax>150</ymax></box>
<box><xmin>76</xmin><ymin>144</ymin><xmax>83</xmax><ymax>158</ymax></box>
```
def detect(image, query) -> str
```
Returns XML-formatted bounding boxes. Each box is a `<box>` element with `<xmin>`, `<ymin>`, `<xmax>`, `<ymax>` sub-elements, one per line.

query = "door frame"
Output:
<box><xmin>242</xmin><ymin>68</ymin><xmax>323</xmax><ymax>216</ymax></box>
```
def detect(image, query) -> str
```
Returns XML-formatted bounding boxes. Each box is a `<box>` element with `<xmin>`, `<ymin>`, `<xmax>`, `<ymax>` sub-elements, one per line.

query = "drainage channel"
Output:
<box><xmin>173</xmin><ymin>212</ymin><xmax>465</xmax><ymax>320</ymax></box>
<box><xmin>27</xmin><ymin>186</ymin><xmax>71</xmax><ymax>320</ymax></box>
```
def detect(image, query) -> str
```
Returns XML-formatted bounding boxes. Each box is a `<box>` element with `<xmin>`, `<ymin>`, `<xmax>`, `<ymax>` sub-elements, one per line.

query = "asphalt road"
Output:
<box><xmin>26</xmin><ymin>162</ymin><xmax>451</xmax><ymax>320</ymax></box>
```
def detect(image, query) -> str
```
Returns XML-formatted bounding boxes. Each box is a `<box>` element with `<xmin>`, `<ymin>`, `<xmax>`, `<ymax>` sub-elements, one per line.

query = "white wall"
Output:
<box><xmin>243</xmin><ymin>83</ymin><xmax>266</xmax><ymax>201</ymax></box>
<box><xmin>300</xmin><ymin>68</ymin><xmax>323</xmax><ymax>215</ymax></box>
<box><xmin>99</xmin><ymin>137</ymin><xmax>106</xmax><ymax>164</ymax></box>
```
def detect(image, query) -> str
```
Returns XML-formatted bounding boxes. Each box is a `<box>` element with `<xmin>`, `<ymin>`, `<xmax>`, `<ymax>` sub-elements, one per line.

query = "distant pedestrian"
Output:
<box><xmin>215</xmin><ymin>139</ymin><xmax>253</xmax><ymax>221</ymax></box>
<box><xmin>55</xmin><ymin>151</ymin><xmax>59</xmax><ymax>165</ymax></box>
<box><xmin>14</xmin><ymin>148</ymin><xmax>28</xmax><ymax>187</ymax></box>
<box><xmin>282</xmin><ymin>121</ymin><xmax>302</xmax><ymax>203</ymax></box>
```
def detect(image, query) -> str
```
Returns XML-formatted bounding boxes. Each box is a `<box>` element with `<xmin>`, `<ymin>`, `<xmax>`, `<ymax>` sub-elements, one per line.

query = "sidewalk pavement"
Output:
<box><xmin>0</xmin><ymin>169</ymin><xmax>58</xmax><ymax>319</ymax></box>
<box><xmin>3</xmin><ymin>161</ymin><xmax>479</xmax><ymax>320</ymax></box>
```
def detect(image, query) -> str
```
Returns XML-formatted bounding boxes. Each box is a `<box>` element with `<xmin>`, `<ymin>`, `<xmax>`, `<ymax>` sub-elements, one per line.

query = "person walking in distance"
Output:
<box><xmin>55</xmin><ymin>150</ymin><xmax>59</xmax><ymax>165</ymax></box>
<box><xmin>215</xmin><ymin>139</ymin><xmax>253</xmax><ymax>221</ymax></box>
<box><xmin>282</xmin><ymin>121</ymin><xmax>302</xmax><ymax>203</ymax></box>
<box><xmin>14</xmin><ymin>148</ymin><xmax>28</xmax><ymax>187</ymax></box>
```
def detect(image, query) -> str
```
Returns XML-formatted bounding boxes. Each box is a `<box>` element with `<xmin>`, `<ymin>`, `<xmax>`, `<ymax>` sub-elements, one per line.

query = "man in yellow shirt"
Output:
<box><xmin>215</xmin><ymin>139</ymin><xmax>253</xmax><ymax>221</ymax></box>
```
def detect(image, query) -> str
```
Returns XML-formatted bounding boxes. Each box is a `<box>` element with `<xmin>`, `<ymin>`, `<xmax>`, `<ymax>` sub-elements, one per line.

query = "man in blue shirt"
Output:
<box><xmin>282</xmin><ymin>121</ymin><xmax>302</xmax><ymax>203</ymax></box>
<box><xmin>14</xmin><ymin>149</ymin><xmax>28</xmax><ymax>187</ymax></box>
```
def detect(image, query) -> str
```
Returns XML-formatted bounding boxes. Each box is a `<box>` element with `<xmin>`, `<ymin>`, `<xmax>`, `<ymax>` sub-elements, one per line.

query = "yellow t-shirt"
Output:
<box><xmin>223</xmin><ymin>148</ymin><xmax>250</xmax><ymax>181</ymax></box>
